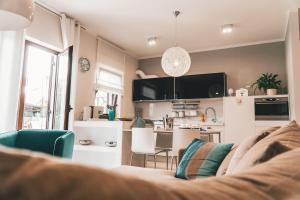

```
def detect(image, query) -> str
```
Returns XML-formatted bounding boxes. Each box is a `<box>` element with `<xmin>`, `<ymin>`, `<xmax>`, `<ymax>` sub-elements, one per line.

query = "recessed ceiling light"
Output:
<box><xmin>222</xmin><ymin>24</ymin><xmax>233</xmax><ymax>34</ymax></box>
<box><xmin>147</xmin><ymin>37</ymin><xmax>158</xmax><ymax>46</ymax></box>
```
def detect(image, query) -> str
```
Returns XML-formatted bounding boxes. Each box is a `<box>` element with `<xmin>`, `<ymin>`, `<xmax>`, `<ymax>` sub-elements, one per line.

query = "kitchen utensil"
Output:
<box><xmin>114</xmin><ymin>94</ymin><xmax>118</xmax><ymax>106</ymax></box>
<box><xmin>79</xmin><ymin>140</ymin><xmax>92</xmax><ymax>145</ymax></box>
<box><xmin>83</xmin><ymin>106</ymin><xmax>91</xmax><ymax>121</ymax></box>
<box><xmin>105</xmin><ymin>141</ymin><xmax>117</xmax><ymax>147</ymax></box>
<box><xmin>178</xmin><ymin>111</ymin><xmax>185</xmax><ymax>118</ymax></box>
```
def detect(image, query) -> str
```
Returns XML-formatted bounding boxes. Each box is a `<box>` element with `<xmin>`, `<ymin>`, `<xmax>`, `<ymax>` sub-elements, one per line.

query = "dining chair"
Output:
<box><xmin>130</xmin><ymin>128</ymin><xmax>170</xmax><ymax>168</ymax></box>
<box><xmin>169</xmin><ymin>129</ymin><xmax>201</xmax><ymax>171</ymax></box>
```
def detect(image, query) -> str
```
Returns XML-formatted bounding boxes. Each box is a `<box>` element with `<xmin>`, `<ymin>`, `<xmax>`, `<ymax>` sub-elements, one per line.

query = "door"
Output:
<box><xmin>52</xmin><ymin>47</ymin><xmax>73</xmax><ymax>130</ymax></box>
<box><xmin>18</xmin><ymin>42</ymin><xmax>72</xmax><ymax>130</ymax></box>
<box><xmin>18</xmin><ymin>42</ymin><xmax>57</xmax><ymax>130</ymax></box>
<box><xmin>223</xmin><ymin>96</ymin><xmax>255</xmax><ymax>144</ymax></box>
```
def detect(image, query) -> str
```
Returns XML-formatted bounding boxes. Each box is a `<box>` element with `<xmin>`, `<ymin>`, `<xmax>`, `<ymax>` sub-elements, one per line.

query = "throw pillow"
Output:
<box><xmin>231</xmin><ymin>141</ymin><xmax>290</xmax><ymax>174</ymax></box>
<box><xmin>175</xmin><ymin>139</ymin><xmax>233</xmax><ymax>179</ymax></box>
<box><xmin>216</xmin><ymin>144</ymin><xmax>238</xmax><ymax>176</ymax></box>
<box><xmin>226</xmin><ymin>126</ymin><xmax>280</xmax><ymax>174</ymax></box>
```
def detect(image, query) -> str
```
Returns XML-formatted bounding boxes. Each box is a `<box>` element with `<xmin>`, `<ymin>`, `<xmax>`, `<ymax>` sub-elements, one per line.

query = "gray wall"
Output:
<box><xmin>138</xmin><ymin>42</ymin><xmax>287</xmax><ymax>93</ymax></box>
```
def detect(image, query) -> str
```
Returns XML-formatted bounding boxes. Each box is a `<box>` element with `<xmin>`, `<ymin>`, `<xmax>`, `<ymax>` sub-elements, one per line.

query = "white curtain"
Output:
<box><xmin>60</xmin><ymin>14</ymin><xmax>76</xmax><ymax>49</ymax></box>
<box><xmin>95</xmin><ymin>38</ymin><xmax>126</xmax><ymax>91</ymax></box>
<box><xmin>60</xmin><ymin>14</ymin><xmax>81</xmax><ymax>130</ymax></box>
<box><xmin>96</xmin><ymin>38</ymin><xmax>126</xmax><ymax>72</ymax></box>
<box><xmin>0</xmin><ymin>31</ymin><xmax>24</xmax><ymax>132</ymax></box>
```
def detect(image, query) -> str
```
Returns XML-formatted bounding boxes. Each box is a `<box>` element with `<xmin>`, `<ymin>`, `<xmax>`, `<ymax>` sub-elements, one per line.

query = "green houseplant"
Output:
<box><xmin>252</xmin><ymin>73</ymin><xmax>281</xmax><ymax>95</ymax></box>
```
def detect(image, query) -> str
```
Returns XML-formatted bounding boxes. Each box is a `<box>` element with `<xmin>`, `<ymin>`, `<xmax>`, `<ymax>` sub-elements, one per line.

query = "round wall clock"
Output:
<box><xmin>79</xmin><ymin>57</ymin><xmax>91</xmax><ymax>72</ymax></box>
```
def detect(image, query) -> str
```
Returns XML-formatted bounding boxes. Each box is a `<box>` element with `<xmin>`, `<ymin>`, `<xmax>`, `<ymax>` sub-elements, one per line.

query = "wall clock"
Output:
<box><xmin>79</xmin><ymin>57</ymin><xmax>91</xmax><ymax>72</ymax></box>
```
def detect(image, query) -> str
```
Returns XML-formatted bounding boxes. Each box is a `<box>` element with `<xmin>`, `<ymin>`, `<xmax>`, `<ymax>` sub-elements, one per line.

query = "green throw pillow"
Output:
<box><xmin>175</xmin><ymin>139</ymin><xmax>233</xmax><ymax>179</ymax></box>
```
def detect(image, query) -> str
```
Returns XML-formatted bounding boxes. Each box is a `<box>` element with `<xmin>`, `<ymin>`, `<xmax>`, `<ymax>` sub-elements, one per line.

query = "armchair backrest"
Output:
<box><xmin>0</xmin><ymin>131</ymin><xmax>18</xmax><ymax>147</ymax></box>
<box><xmin>15</xmin><ymin>130</ymin><xmax>74</xmax><ymax>158</ymax></box>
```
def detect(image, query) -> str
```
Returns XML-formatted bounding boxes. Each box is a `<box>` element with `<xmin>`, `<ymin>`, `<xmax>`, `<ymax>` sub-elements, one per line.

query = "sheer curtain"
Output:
<box><xmin>60</xmin><ymin>14</ymin><xmax>81</xmax><ymax>130</ymax></box>
<box><xmin>0</xmin><ymin>31</ymin><xmax>24</xmax><ymax>132</ymax></box>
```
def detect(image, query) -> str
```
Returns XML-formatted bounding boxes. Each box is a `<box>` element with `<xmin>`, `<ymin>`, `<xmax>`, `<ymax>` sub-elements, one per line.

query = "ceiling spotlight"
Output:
<box><xmin>147</xmin><ymin>37</ymin><xmax>158</xmax><ymax>46</ymax></box>
<box><xmin>222</xmin><ymin>24</ymin><xmax>233</xmax><ymax>34</ymax></box>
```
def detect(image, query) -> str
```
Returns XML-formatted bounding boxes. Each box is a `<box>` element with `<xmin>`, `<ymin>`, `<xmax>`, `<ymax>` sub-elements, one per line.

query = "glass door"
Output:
<box><xmin>52</xmin><ymin>47</ymin><xmax>73</xmax><ymax>130</ymax></box>
<box><xmin>18</xmin><ymin>42</ymin><xmax>72</xmax><ymax>130</ymax></box>
<box><xmin>18</xmin><ymin>42</ymin><xmax>57</xmax><ymax>129</ymax></box>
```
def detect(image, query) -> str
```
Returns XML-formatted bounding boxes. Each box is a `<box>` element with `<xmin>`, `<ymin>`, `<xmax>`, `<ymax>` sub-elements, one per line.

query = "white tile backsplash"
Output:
<box><xmin>135</xmin><ymin>98</ymin><xmax>224</xmax><ymax>125</ymax></box>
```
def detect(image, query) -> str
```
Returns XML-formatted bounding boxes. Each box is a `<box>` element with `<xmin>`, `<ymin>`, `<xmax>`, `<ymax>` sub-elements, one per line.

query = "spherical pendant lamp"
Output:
<box><xmin>161</xmin><ymin>10</ymin><xmax>191</xmax><ymax>77</ymax></box>
<box><xmin>0</xmin><ymin>0</ymin><xmax>34</xmax><ymax>30</ymax></box>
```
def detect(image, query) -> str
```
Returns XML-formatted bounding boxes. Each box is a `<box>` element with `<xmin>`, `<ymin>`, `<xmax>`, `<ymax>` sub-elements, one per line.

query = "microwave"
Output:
<box><xmin>255</xmin><ymin>97</ymin><xmax>289</xmax><ymax>121</ymax></box>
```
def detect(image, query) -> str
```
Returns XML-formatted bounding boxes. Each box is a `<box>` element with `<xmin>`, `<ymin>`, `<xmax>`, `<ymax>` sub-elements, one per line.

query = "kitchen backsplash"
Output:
<box><xmin>134</xmin><ymin>98</ymin><xmax>224</xmax><ymax>125</ymax></box>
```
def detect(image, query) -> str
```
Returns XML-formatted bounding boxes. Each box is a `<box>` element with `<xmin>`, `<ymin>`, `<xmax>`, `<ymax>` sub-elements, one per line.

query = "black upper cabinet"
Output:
<box><xmin>132</xmin><ymin>73</ymin><xmax>227</xmax><ymax>101</ymax></box>
<box><xmin>175</xmin><ymin>73</ymin><xmax>227</xmax><ymax>99</ymax></box>
<box><xmin>133</xmin><ymin>77</ymin><xmax>174</xmax><ymax>101</ymax></box>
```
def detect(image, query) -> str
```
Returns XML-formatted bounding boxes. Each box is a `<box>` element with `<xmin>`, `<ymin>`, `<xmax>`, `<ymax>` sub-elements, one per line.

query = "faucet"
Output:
<box><xmin>205</xmin><ymin>107</ymin><xmax>217</xmax><ymax>123</ymax></box>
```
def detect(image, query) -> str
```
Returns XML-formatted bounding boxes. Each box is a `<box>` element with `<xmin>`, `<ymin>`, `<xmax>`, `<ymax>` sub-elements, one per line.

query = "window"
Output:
<box><xmin>96</xmin><ymin>68</ymin><xmax>123</xmax><ymax>91</ymax></box>
<box><xmin>95</xmin><ymin>68</ymin><xmax>123</xmax><ymax>116</ymax></box>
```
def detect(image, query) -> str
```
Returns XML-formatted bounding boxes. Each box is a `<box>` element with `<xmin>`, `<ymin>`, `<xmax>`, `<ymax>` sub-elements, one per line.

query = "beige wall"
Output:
<box><xmin>139</xmin><ymin>42</ymin><xmax>287</xmax><ymax>94</ymax></box>
<box><xmin>75</xmin><ymin>30</ymin><xmax>138</xmax><ymax>120</ymax></box>
<box><xmin>25</xmin><ymin>5</ymin><xmax>63</xmax><ymax>51</ymax></box>
<box><xmin>285</xmin><ymin>9</ymin><xmax>300</xmax><ymax>123</ymax></box>
<box><xmin>74</xmin><ymin>30</ymin><xmax>97</xmax><ymax>120</ymax></box>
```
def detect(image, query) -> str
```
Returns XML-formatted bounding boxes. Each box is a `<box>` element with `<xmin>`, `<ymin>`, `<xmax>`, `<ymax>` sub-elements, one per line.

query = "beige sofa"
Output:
<box><xmin>0</xmin><ymin>121</ymin><xmax>300</xmax><ymax>200</ymax></box>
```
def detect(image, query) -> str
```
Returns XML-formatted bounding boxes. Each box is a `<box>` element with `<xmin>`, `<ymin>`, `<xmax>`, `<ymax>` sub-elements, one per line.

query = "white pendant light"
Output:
<box><xmin>0</xmin><ymin>0</ymin><xmax>34</xmax><ymax>30</ymax></box>
<box><xmin>161</xmin><ymin>10</ymin><xmax>191</xmax><ymax>77</ymax></box>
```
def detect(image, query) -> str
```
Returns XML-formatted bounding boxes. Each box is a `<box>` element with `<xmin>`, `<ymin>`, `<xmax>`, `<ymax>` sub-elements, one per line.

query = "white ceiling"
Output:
<box><xmin>39</xmin><ymin>0</ymin><xmax>300</xmax><ymax>59</ymax></box>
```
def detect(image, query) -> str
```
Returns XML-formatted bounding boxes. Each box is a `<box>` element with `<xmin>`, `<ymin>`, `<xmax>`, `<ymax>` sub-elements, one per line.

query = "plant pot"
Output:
<box><xmin>267</xmin><ymin>89</ymin><xmax>277</xmax><ymax>96</ymax></box>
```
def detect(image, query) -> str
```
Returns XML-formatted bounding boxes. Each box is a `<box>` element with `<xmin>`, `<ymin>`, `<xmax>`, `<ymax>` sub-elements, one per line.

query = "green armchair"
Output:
<box><xmin>0</xmin><ymin>130</ymin><xmax>75</xmax><ymax>159</ymax></box>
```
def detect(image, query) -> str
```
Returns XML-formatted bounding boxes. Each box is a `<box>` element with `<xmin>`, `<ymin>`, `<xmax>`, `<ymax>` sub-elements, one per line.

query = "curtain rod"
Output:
<box><xmin>34</xmin><ymin>1</ymin><xmax>61</xmax><ymax>17</ymax></box>
<box><xmin>34</xmin><ymin>1</ymin><xmax>87</xmax><ymax>30</ymax></box>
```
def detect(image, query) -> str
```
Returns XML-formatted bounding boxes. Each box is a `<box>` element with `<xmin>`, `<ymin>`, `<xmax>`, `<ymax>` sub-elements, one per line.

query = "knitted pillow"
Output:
<box><xmin>175</xmin><ymin>139</ymin><xmax>233</xmax><ymax>179</ymax></box>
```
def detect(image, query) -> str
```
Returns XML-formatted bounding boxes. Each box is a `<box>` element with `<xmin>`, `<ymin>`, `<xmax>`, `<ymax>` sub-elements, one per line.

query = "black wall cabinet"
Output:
<box><xmin>175</xmin><ymin>73</ymin><xmax>227</xmax><ymax>99</ymax></box>
<box><xmin>132</xmin><ymin>77</ymin><xmax>174</xmax><ymax>101</ymax></box>
<box><xmin>133</xmin><ymin>73</ymin><xmax>227</xmax><ymax>101</ymax></box>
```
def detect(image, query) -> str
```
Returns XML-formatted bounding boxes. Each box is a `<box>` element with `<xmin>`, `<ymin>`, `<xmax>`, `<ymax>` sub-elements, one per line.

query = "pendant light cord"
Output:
<box><xmin>174</xmin><ymin>10</ymin><xmax>180</xmax><ymax>47</ymax></box>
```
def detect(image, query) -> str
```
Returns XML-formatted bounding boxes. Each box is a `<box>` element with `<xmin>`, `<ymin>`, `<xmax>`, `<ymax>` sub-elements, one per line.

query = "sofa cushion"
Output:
<box><xmin>228</xmin><ymin>121</ymin><xmax>300</xmax><ymax>174</ymax></box>
<box><xmin>226</xmin><ymin>126</ymin><xmax>280</xmax><ymax>174</ymax></box>
<box><xmin>263</xmin><ymin>121</ymin><xmax>300</xmax><ymax>149</ymax></box>
<box><xmin>230</xmin><ymin>141</ymin><xmax>290</xmax><ymax>174</ymax></box>
<box><xmin>216</xmin><ymin>144</ymin><xmax>238</xmax><ymax>176</ymax></box>
<box><xmin>175</xmin><ymin>139</ymin><xmax>233</xmax><ymax>179</ymax></box>
<box><xmin>113</xmin><ymin>166</ymin><xmax>178</xmax><ymax>183</ymax></box>
<box><xmin>1</xmin><ymin>145</ymin><xmax>300</xmax><ymax>200</ymax></box>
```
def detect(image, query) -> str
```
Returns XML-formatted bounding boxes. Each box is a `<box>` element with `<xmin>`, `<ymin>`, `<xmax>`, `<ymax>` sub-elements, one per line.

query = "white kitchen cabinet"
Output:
<box><xmin>223</xmin><ymin>97</ymin><xmax>255</xmax><ymax>144</ymax></box>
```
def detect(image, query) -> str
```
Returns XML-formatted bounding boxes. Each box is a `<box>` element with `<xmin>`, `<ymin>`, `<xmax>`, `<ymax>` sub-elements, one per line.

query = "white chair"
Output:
<box><xmin>169</xmin><ymin>129</ymin><xmax>201</xmax><ymax>170</ymax></box>
<box><xmin>130</xmin><ymin>128</ymin><xmax>170</xmax><ymax>168</ymax></box>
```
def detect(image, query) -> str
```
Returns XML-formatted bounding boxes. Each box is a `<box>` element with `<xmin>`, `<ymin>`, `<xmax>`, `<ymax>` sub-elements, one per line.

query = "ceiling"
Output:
<box><xmin>38</xmin><ymin>0</ymin><xmax>300</xmax><ymax>59</ymax></box>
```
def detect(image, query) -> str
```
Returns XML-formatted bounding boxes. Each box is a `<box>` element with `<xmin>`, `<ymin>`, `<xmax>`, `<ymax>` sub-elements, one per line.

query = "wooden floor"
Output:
<box><xmin>144</xmin><ymin>159</ymin><xmax>177</xmax><ymax>172</ymax></box>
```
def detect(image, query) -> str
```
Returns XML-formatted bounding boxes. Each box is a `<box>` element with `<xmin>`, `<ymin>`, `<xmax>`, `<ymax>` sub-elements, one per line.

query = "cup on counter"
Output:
<box><xmin>108</xmin><ymin>109</ymin><xmax>115</xmax><ymax>121</ymax></box>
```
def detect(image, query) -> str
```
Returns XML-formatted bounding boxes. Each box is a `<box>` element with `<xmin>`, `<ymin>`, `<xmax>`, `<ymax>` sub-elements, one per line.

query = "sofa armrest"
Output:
<box><xmin>178</xmin><ymin>148</ymin><xmax>186</xmax><ymax>164</ymax></box>
<box><xmin>53</xmin><ymin>131</ymin><xmax>75</xmax><ymax>159</ymax></box>
<box><xmin>0</xmin><ymin>131</ymin><xmax>18</xmax><ymax>147</ymax></box>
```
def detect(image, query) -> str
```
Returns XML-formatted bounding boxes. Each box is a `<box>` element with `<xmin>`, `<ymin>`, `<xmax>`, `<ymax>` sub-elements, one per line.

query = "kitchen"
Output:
<box><xmin>73</xmin><ymin>70</ymin><xmax>290</xmax><ymax>169</ymax></box>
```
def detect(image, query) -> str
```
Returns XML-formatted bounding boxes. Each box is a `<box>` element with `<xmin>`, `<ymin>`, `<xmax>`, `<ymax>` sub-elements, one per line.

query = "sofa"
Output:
<box><xmin>0</xmin><ymin>129</ymin><xmax>75</xmax><ymax>158</ymax></box>
<box><xmin>0</xmin><ymin>121</ymin><xmax>299</xmax><ymax>200</ymax></box>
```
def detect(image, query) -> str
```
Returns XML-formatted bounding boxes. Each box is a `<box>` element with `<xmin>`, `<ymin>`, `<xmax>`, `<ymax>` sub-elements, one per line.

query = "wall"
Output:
<box><xmin>285</xmin><ymin>9</ymin><xmax>300</xmax><ymax>123</ymax></box>
<box><xmin>75</xmin><ymin>30</ymin><xmax>138</xmax><ymax>119</ymax></box>
<box><xmin>0</xmin><ymin>31</ymin><xmax>25</xmax><ymax>132</ymax></box>
<box><xmin>25</xmin><ymin>5</ymin><xmax>63</xmax><ymax>51</ymax></box>
<box><xmin>139</xmin><ymin>42</ymin><xmax>287</xmax><ymax>94</ymax></box>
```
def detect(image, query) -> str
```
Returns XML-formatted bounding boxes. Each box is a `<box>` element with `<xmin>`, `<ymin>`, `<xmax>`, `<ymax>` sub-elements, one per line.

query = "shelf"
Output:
<box><xmin>73</xmin><ymin>120</ymin><xmax>123</xmax><ymax>128</ymax></box>
<box><xmin>74</xmin><ymin>144</ymin><xmax>118</xmax><ymax>153</ymax></box>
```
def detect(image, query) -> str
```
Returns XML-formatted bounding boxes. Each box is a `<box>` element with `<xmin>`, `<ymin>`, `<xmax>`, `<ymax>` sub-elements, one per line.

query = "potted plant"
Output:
<box><xmin>252</xmin><ymin>73</ymin><xmax>282</xmax><ymax>95</ymax></box>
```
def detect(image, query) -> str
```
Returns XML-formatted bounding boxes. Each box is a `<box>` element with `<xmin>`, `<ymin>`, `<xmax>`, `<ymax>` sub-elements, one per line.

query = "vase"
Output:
<box><xmin>267</xmin><ymin>89</ymin><xmax>277</xmax><ymax>96</ymax></box>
